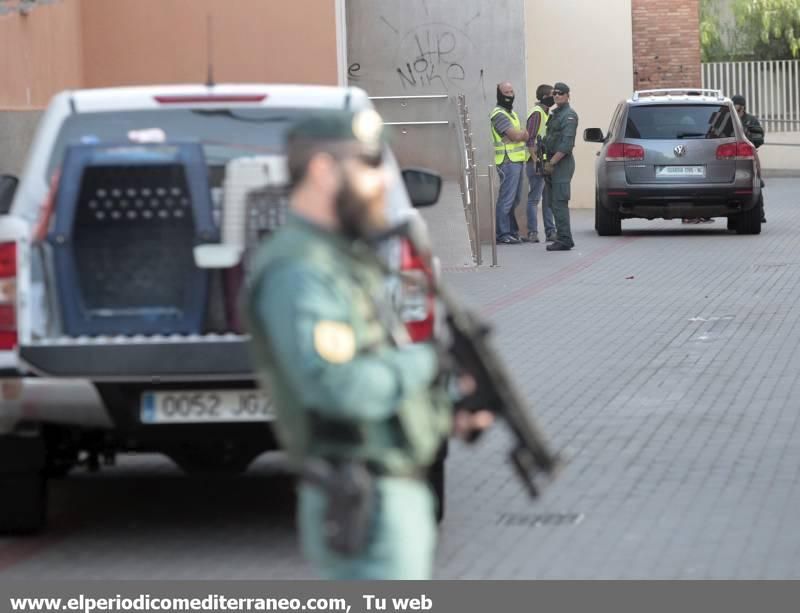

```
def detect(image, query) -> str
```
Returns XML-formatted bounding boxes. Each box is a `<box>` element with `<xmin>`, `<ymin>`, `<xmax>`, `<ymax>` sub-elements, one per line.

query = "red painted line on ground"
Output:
<box><xmin>479</xmin><ymin>236</ymin><xmax>641</xmax><ymax>318</ymax></box>
<box><xmin>0</xmin><ymin>516</ymin><xmax>77</xmax><ymax>574</ymax></box>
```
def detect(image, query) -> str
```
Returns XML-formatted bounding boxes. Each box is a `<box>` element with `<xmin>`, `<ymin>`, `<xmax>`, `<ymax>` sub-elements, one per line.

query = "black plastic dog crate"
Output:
<box><xmin>49</xmin><ymin>143</ymin><xmax>219</xmax><ymax>336</ymax></box>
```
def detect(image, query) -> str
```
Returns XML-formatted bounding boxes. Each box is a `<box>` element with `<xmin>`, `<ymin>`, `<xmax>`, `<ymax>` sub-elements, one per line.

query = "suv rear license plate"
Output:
<box><xmin>656</xmin><ymin>165</ymin><xmax>706</xmax><ymax>178</ymax></box>
<box><xmin>140</xmin><ymin>390</ymin><xmax>274</xmax><ymax>424</ymax></box>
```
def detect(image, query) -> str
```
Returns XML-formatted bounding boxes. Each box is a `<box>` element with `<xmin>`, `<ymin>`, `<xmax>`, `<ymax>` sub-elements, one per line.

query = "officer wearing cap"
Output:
<box><xmin>244</xmin><ymin>109</ymin><xmax>490</xmax><ymax>579</ymax></box>
<box><xmin>732</xmin><ymin>94</ymin><xmax>766</xmax><ymax>222</ymax></box>
<box><xmin>542</xmin><ymin>82</ymin><xmax>579</xmax><ymax>251</ymax></box>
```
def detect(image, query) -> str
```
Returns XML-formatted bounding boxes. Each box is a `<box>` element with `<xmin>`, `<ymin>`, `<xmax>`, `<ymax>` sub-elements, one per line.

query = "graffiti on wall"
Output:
<box><xmin>349</xmin><ymin>13</ymin><xmax>482</xmax><ymax>93</ymax></box>
<box><xmin>393</xmin><ymin>23</ymin><xmax>478</xmax><ymax>91</ymax></box>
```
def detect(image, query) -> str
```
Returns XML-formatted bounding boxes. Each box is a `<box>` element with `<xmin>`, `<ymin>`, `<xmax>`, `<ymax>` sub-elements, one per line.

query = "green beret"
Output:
<box><xmin>286</xmin><ymin>109</ymin><xmax>385</xmax><ymax>156</ymax></box>
<box><xmin>553</xmin><ymin>82</ymin><xmax>571</xmax><ymax>94</ymax></box>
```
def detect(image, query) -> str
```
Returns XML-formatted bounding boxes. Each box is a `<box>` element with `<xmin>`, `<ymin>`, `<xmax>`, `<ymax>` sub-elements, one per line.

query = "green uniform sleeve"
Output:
<box><xmin>747</xmin><ymin>115</ymin><xmax>765</xmax><ymax>148</ymax></box>
<box><xmin>556</xmin><ymin>111</ymin><xmax>579</xmax><ymax>155</ymax></box>
<box><xmin>252</xmin><ymin>262</ymin><xmax>439</xmax><ymax>421</ymax></box>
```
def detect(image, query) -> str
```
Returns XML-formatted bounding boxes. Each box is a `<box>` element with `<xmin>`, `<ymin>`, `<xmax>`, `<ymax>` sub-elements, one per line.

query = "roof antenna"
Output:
<box><xmin>205</xmin><ymin>13</ymin><xmax>215</xmax><ymax>87</ymax></box>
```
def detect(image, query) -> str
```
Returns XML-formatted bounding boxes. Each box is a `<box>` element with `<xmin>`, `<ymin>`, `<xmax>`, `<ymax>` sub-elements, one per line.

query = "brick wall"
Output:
<box><xmin>632</xmin><ymin>0</ymin><xmax>701</xmax><ymax>90</ymax></box>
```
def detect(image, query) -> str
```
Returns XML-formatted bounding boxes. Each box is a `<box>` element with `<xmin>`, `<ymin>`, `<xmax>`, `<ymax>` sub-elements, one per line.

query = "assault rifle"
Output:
<box><xmin>535</xmin><ymin>135</ymin><xmax>545</xmax><ymax>175</ymax></box>
<box><xmin>375</xmin><ymin>218</ymin><xmax>564</xmax><ymax>497</ymax></box>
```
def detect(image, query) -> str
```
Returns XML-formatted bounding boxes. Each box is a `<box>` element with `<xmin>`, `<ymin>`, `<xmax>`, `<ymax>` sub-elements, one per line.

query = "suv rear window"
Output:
<box><xmin>625</xmin><ymin>104</ymin><xmax>735</xmax><ymax>140</ymax></box>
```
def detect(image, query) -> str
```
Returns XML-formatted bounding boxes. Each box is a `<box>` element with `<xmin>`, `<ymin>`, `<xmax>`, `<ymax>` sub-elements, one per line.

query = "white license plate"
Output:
<box><xmin>656</xmin><ymin>165</ymin><xmax>706</xmax><ymax>177</ymax></box>
<box><xmin>140</xmin><ymin>389</ymin><xmax>274</xmax><ymax>424</ymax></box>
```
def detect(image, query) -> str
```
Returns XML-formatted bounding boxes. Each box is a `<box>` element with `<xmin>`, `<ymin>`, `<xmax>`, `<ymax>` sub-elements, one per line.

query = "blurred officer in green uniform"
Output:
<box><xmin>542</xmin><ymin>82</ymin><xmax>579</xmax><ymax>251</ymax></box>
<box><xmin>244</xmin><ymin>109</ymin><xmax>490</xmax><ymax>580</ymax></box>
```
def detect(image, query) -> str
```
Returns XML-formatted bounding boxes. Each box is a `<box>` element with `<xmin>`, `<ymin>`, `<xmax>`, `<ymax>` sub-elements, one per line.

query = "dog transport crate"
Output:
<box><xmin>48</xmin><ymin>142</ymin><xmax>219</xmax><ymax>336</ymax></box>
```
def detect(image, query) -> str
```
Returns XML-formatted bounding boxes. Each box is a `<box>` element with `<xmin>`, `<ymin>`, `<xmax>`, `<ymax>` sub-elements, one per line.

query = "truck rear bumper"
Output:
<box><xmin>19</xmin><ymin>336</ymin><xmax>254</xmax><ymax>381</ymax></box>
<box><xmin>0</xmin><ymin>377</ymin><xmax>113</xmax><ymax>433</ymax></box>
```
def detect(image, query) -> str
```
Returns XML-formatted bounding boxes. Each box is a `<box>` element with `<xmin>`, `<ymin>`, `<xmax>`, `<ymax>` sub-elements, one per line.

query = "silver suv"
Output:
<box><xmin>584</xmin><ymin>88</ymin><xmax>762</xmax><ymax>235</ymax></box>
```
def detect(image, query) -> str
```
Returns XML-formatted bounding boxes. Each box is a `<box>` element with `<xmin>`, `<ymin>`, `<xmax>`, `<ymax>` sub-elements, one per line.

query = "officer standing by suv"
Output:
<box><xmin>543</xmin><ymin>82</ymin><xmax>579</xmax><ymax>251</ymax></box>
<box><xmin>732</xmin><ymin>94</ymin><xmax>766</xmax><ymax>222</ymax></box>
<box><xmin>245</xmin><ymin>109</ymin><xmax>491</xmax><ymax>580</ymax></box>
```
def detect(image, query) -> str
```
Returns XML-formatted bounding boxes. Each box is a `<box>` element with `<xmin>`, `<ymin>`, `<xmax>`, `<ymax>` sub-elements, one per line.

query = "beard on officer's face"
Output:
<box><xmin>335</xmin><ymin>163</ymin><xmax>388</xmax><ymax>239</ymax></box>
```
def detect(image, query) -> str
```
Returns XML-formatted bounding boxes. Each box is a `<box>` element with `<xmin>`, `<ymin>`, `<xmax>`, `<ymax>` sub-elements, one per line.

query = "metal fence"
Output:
<box><xmin>702</xmin><ymin>60</ymin><xmax>800</xmax><ymax>132</ymax></box>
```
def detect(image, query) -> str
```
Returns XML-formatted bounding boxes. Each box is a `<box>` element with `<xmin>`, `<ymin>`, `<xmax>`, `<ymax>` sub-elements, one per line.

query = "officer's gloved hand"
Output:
<box><xmin>453</xmin><ymin>405</ymin><xmax>494</xmax><ymax>441</ymax></box>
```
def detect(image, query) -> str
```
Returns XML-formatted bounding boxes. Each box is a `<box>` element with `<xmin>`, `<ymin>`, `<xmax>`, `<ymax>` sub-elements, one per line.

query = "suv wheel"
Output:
<box><xmin>736</xmin><ymin>195</ymin><xmax>762</xmax><ymax>235</ymax></box>
<box><xmin>0</xmin><ymin>434</ymin><xmax>48</xmax><ymax>534</ymax></box>
<box><xmin>727</xmin><ymin>216</ymin><xmax>738</xmax><ymax>232</ymax></box>
<box><xmin>595</xmin><ymin>192</ymin><xmax>622</xmax><ymax>236</ymax></box>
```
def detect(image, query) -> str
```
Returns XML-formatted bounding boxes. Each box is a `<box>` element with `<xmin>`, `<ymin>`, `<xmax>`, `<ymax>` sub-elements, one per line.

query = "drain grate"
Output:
<box><xmin>498</xmin><ymin>512</ymin><xmax>584</xmax><ymax>527</ymax></box>
<box><xmin>753</xmin><ymin>263</ymin><xmax>792</xmax><ymax>271</ymax></box>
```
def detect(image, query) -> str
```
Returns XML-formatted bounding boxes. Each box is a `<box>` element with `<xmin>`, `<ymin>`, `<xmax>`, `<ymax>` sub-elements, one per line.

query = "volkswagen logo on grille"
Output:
<box><xmin>674</xmin><ymin>144</ymin><xmax>687</xmax><ymax>157</ymax></box>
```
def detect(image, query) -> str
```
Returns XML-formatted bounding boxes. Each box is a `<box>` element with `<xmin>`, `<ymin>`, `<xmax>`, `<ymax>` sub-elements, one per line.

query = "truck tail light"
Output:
<box><xmin>399</xmin><ymin>238</ymin><xmax>435</xmax><ymax>343</ymax></box>
<box><xmin>606</xmin><ymin>143</ymin><xmax>645</xmax><ymax>161</ymax></box>
<box><xmin>0</xmin><ymin>242</ymin><xmax>18</xmax><ymax>350</ymax></box>
<box><xmin>34</xmin><ymin>170</ymin><xmax>61</xmax><ymax>243</ymax></box>
<box><xmin>154</xmin><ymin>94</ymin><xmax>267</xmax><ymax>104</ymax></box>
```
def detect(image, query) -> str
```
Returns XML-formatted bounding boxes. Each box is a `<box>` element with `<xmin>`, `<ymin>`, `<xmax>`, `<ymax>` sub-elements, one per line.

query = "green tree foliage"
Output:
<box><xmin>734</xmin><ymin>0</ymin><xmax>800</xmax><ymax>59</ymax></box>
<box><xmin>702</xmin><ymin>0</ymin><xmax>800</xmax><ymax>61</ymax></box>
<box><xmin>700</xmin><ymin>1</ymin><xmax>729</xmax><ymax>61</ymax></box>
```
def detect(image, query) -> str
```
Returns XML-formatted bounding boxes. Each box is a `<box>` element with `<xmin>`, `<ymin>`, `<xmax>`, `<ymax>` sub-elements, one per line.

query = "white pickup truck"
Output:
<box><xmin>0</xmin><ymin>84</ymin><xmax>445</xmax><ymax>533</ymax></box>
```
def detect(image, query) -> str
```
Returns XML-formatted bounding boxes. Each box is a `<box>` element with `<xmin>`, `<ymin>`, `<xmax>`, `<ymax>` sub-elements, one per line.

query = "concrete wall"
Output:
<box><xmin>346</xmin><ymin>0</ymin><xmax>527</xmax><ymax>243</ymax></box>
<box><xmin>346</xmin><ymin>0</ymin><xmax>528</xmax><ymax>174</ymax></box>
<box><xmin>525</xmin><ymin>0</ymin><xmax>635</xmax><ymax>209</ymax></box>
<box><xmin>0</xmin><ymin>111</ymin><xmax>43</xmax><ymax>176</ymax></box>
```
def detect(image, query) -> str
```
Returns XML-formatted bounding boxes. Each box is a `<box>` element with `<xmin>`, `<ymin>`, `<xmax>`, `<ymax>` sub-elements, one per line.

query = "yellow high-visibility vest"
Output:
<box><xmin>526</xmin><ymin>105</ymin><xmax>549</xmax><ymax>138</ymax></box>
<box><xmin>490</xmin><ymin>107</ymin><xmax>528</xmax><ymax>164</ymax></box>
<box><xmin>526</xmin><ymin>105</ymin><xmax>550</xmax><ymax>160</ymax></box>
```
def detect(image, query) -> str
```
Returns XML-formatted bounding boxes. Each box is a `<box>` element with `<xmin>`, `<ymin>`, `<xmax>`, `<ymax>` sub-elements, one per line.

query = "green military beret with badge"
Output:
<box><xmin>286</xmin><ymin>109</ymin><xmax>386</xmax><ymax>169</ymax></box>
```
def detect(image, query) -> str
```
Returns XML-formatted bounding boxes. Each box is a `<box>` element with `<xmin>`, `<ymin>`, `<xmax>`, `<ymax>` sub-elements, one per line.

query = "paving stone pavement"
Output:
<box><xmin>2</xmin><ymin>180</ymin><xmax>800</xmax><ymax>579</ymax></box>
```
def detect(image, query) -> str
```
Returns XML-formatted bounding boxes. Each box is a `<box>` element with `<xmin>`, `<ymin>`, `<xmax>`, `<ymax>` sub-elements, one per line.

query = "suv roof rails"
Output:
<box><xmin>632</xmin><ymin>88</ymin><xmax>725</xmax><ymax>102</ymax></box>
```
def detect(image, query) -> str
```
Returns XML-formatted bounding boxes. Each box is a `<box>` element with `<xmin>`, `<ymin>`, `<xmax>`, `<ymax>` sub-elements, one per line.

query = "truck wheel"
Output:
<box><xmin>0</xmin><ymin>435</ymin><xmax>47</xmax><ymax>534</ymax></box>
<box><xmin>595</xmin><ymin>193</ymin><xmax>622</xmax><ymax>236</ymax></box>
<box><xmin>428</xmin><ymin>455</ymin><xmax>446</xmax><ymax>524</ymax></box>
<box><xmin>736</xmin><ymin>196</ymin><xmax>762</xmax><ymax>235</ymax></box>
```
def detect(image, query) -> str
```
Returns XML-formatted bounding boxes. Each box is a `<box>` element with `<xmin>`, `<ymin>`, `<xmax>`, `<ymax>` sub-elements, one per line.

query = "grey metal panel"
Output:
<box><xmin>0</xmin><ymin>110</ymin><xmax>42</xmax><ymax>176</ymax></box>
<box><xmin>347</xmin><ymin>0</ymin><xmax>527</xmax><ymax>176</ymax></box>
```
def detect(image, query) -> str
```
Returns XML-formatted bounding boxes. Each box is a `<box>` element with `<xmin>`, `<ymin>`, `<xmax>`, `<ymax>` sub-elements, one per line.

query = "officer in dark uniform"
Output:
<box><xmin>732</xmin><ymin>94</ymin><xmax>766</xmax><ymax>222</ymax></box>
<box><xmin>542</xmin><ymin>82</ymin><xmax>579</xmax><ymax>251</ymax></box>
<box><xmin>244</xmin><ymin>109</ymin><xmax>491</xmax><ymax>579</ymax></box>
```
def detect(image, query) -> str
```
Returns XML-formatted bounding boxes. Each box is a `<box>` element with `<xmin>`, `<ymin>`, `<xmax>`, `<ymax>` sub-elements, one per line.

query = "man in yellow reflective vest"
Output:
<box><xmin>525</xmin><ymin>84</ymin><xmax>557</xmax><ymax>243</ymax></box>
<box><xmin>490</xmin><ymin>81</ymin><xmax>529</xmax><ymax>244</ymax></box>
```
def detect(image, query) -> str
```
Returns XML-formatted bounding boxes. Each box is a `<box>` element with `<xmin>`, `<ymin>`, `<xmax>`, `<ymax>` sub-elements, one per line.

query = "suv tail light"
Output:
<box><xmin>399</xmin><ymin>238</ymin><xmax>435</xmax><ymax>343</ymax></box>
<box><xmin>0</xmin><ymin>242</ymin><xmax>18</xmax><ymax>350</ymax></box>
<box><xmin>716</xmin><ymin>142</ymin><xmax>755</xmax><ymax>160</ymax></box>
<box><xmin>606</xmin><ymin>143</ymin><xmax>645</xmax><ymax>161</ymax></box>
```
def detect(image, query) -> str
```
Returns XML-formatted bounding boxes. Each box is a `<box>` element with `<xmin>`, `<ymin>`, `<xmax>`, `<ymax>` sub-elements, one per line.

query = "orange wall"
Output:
<box><xmin>0</xmin><ymin>0</ymin><xmax>84</xmax><ymax>109</ymax></box>
<box><xmin>0</xmin><ymin>0</ymin><xmax>339</xmax><ymax>110</ymax></box>
<box><xmin>80</xmin><ymin>0</ymin><xmax>339</xmax><ymax>88</ymax></box>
